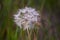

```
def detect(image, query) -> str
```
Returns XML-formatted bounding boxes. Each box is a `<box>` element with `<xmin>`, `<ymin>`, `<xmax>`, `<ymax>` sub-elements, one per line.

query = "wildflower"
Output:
<box><xmin>14</xmin><ymin>7</ymin><xmax>40</xmax><ymax>30</ymax></box>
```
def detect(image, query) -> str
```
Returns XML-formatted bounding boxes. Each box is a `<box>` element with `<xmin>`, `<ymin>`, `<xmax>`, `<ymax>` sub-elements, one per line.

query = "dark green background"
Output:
<box><xmin>0</xmin><ymin>0</ymin><xmax>60</xmax><ymax>40</ymax></box>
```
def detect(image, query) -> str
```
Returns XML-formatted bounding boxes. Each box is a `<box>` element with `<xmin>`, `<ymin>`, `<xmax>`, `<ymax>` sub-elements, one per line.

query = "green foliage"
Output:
<box><xmin>0</xmin><ymin>0</ymin><xmax>60</xmax><ymax>40</ymax></box>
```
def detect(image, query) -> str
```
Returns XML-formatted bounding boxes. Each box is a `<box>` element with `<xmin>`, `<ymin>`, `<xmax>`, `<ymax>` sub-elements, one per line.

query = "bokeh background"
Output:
<box><xmin>0</xmin><ymin>0</ymin><xmax>60</xmax><ymax>40</ymax></box>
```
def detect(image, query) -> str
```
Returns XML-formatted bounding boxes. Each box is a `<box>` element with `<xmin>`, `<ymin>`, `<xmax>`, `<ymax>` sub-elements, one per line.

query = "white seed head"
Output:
<box><xmin>14</xmin><ymin>7</ymin><xmax>40</xmax><ymax>30</ymax></box>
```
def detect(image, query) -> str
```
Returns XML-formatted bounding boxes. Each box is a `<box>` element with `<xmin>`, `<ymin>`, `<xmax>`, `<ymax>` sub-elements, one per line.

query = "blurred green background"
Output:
<box><xmin>0</xmin><ymin>0</ymin><xmax>60</xmax><ymax>40</ymax></box>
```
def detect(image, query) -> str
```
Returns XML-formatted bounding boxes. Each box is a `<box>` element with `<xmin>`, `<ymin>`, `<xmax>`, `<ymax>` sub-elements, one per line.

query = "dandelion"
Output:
<box><xmin>13</xmin><ymin>6</ymin><xmax>40</xmax><ymax>30</ymax></box>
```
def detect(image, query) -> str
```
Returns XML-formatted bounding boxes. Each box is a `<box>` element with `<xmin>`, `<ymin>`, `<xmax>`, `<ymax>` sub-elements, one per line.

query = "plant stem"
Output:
<box><xmin>27</xmin><ymin>29</ymin><xmax>31</xmax><ymax>40</ymax></box>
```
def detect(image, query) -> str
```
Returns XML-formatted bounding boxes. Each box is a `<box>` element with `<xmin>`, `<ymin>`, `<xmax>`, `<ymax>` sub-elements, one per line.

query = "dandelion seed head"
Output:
<box><xmin>14</xmin><ymin>7</ymin><xmax>40</xmax><ymax>30</ymax></box>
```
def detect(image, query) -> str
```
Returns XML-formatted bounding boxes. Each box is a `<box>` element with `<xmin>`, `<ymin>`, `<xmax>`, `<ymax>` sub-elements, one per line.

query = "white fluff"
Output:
<box><xmin>14</xmin><ymin>7</ymin><xmax>40</xmax><ymax>30</ymax></box>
